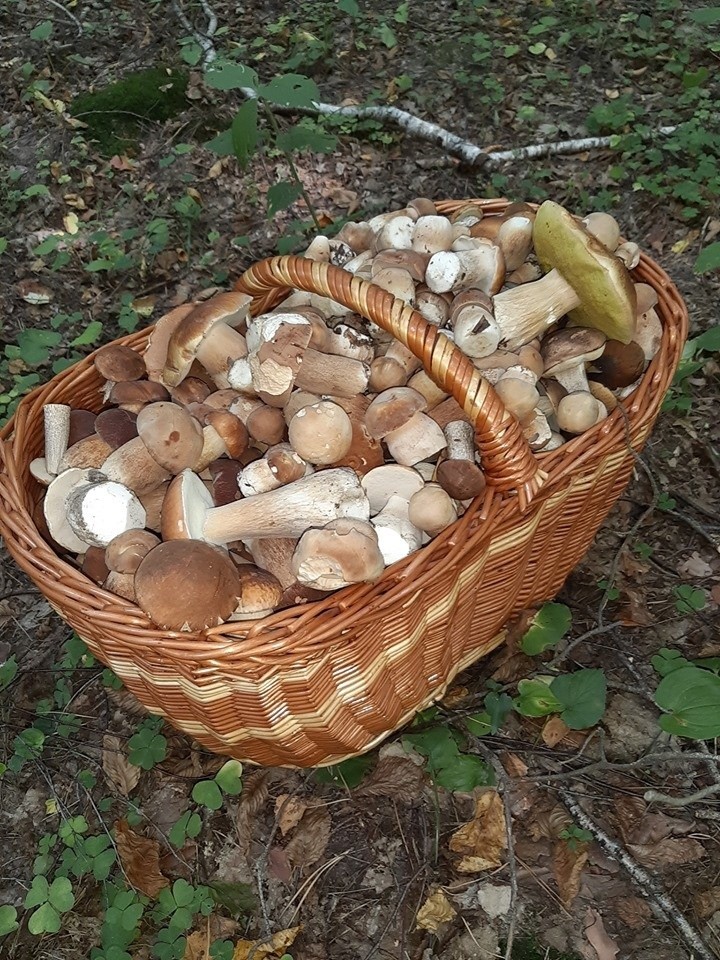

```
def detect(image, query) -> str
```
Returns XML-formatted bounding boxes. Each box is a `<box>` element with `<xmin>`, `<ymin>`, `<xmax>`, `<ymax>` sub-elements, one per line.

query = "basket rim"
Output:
<box><xmin>0</xmin><ymin>198</ymin><xmax>689</xmax><ymax>665</ymax></box>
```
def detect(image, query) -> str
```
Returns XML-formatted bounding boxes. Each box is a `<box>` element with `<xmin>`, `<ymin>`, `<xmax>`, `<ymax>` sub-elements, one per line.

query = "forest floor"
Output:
<box><xmin>1</xmin><ymin>1</ymin><xmax>720</xmax><ymax>958</ymax></box>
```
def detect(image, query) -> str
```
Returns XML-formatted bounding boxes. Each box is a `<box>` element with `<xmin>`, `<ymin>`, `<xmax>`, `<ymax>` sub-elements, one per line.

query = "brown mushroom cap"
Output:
<box><xmin>436</xmin><ymin>457</ymin><xmax>486</xmax><ymax>501</ymax></box>
<box><xmin>109</xmin><ymin>381</ymin><xmax>169</xmax><ymax>411</ymax></box>
<box><xmin>105</xmin><ymin>529</ymin><xmax>160</xmax><ymax>574</ymax></box>
<box><xmin>170</xmin><ymin>377</ymin><xmax>212</xmax><ymax>407</ymax></box>
<box><xmin>205</xmin><ymin>410</ymin><xmax>249</xmax><ymax>459</ymax></box>
<box><xmin>143</xmin><ymin>304</ymin><xmax>195</xmax><ymax>383</ymax></box>
<box><xmin>94</xmin><ymin>344</ymin><xmax>146</xmax><ymax>382</ymax></box>
<box><xmin>288</xmin><ymin>401</ymin><xmax>353</xmax><ymax>465</ymax></box>
<box><xmin>541</xmin><ymin>327</ymin><xmax>607</xmax><ymax>377</ymax></box>
<box><xmin>163</xmin><ymin>292</ymin><xmax>251</xmax><ymax>388</ymax></box>
<box><xmin>364</xmin><ymin>387</ymin><xmax>427</xmax><ymax>440</ymax></box>
<box><xmin>68</xmin><ymin>409</ymin><xmax>98</xmax><ymax>446</ymax></box>
<box><xmin>208</xmin><ymin>458</ymin><xmax>241</xmax><ymax>505</ymax></box>
<box><xmin>291</xmin><ymin>518</ymin><xmax>385</xmax><ymax>590</ymax></box>
<box><xmin>81</xmin><ymin>546</ymin><xmax>110</xmax><ymax>585</ymax></box>
<box><xmin>407</xmin><ymin>483</ymin><xmax>458</xmax><ymax>536</ymax></box>
<box><xmin>590</xmin><ymin>339</ymin><xmax>646</xmax><ymax>388</ymax></box>
<box><xmin>231</xmin><ymin>565</ymin><xmax>284</xmax><ymax>619</ymax></box>
<box><xmin>135</xmin><ymin>540</ymin><xmax>240</xmax><ymax>631</ymax></box>
<box><xmin>245</xmin><ymin>404</ymin><xmax>286</xmax><ymax>446</ymax></box>
<box><xmin>533</xmin><ymin>200</ymin><xmax>637</xmax><ymax>343</ymax></box>
<box><xmin>95</xmin><ymin>408</ymin><xmax>138</xmax><ymax>449</ymax></box>
<box><xmin>136</xmin><ymin>401</ymin><xmax>204</xmax><ymax>474</ymax></box>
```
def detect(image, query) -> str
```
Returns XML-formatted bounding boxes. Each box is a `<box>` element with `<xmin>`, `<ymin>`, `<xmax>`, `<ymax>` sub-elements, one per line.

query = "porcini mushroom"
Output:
<box><xmin>371</xmin><ymin>494</ymin><xmax>423</xmax><ymax>564</ymax></box>
<box><xmin>44</xmin><ymin>468</ymin><xmax>104</xmax><ymax>553</ymax></box>
<box><xmin>288</xmin><ymin>401</ymin><xmax>353</xmax><ymax>466</ymax></box>
<box><xmin>292</xmin><ymin>518</ymin><xmax>385</xmax><ymax>590</ymax></box>
<box><xmin>407</xmin><ymin>483</ymin><xmax>458</xmax><ymax>536</ymax></box>
<box><xmin>136</xmin><ymin>401</ymin><xmax>204</xmax><ymax>474</ymax></box>
<box><xmin>105</xmin><ymin>529</ymin><xmax>160</xmax><ymax>574</ymax></box>
<box><xmin>230</xmin><ymin>565</ymin><xmax>284</xmax><ymax>619</ymax></box>
<box><xmin>94</xmin><ymin>344</ymin><xmax>146</xmax><ymax>383</ymax></box>
<box><xmin>66</xmin><ymin>479</ymin><xmax>146</xmax><ymax>548</ymax></box>
<box><xmin>540</xmin><ymin>327</ymin><xmax>607</xmax><ymax>395</ymax></box>
<box><xmin>435</xmin><ymin>421</ymin><xmax>486</xmax><ymax>500</ymax></box>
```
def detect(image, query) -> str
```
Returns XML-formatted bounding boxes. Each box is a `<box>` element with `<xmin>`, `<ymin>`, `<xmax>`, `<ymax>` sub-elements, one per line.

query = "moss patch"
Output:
<box><xmin>510</xmin><ymin>937</ymin><xmax>580</xmax><ymax>960</ymax></box>
<box><xmin>70</xmin><ymin>67</ymin><xmax>189</xmax><ymax>154</ymax></box>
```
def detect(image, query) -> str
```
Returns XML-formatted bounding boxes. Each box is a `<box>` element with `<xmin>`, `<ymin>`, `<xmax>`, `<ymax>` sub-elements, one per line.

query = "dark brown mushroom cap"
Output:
<box><xmin>170</xmin><ymin>377</ymin><xmax>212</xmax><ymax>407</ymax></box>
<box><xmin>105</xmin><ymin>529</ymin><xmax>161</xmax><ymax>574</ymax></box>
<box><xmin>109</xmin><ymin>381</ymin><xmax>169</xmax><ymax>408</ymax></box>
<box><xmin>68</xmin><ymin>409</ymin><xmax>98</xmax><ymax>447</ymax></box>
<box><xmin>81</xmin><ymin>546</ymin><xmax>110</xmax><ymax>585</ymax></box>
<box><xmin>136</xmin><ymin>401</ymin><xmax>204</xmax><ymax>474</ymax></box>
<box><xmin>205</xmin><ymin>411</ymin><xmax>249</xmax><ymax>460</ymax></box>
<box><xmin>94</xmin><ymin>344</ymin><xmax>146</xmax><ymax>382</ymax></box>
<box><xmin>591</xmin><ymin>339</ymin><xmax>646</xmax><ymax>388</ymax></box>
<box><xmin>163</xmin><ymin>291</ymin><xmax>252</xmax><ymax>388</ymax></box>
<box><xmin>364</xmin><ymin>387</ymin><xmax>427</xmax><ymax>440</ymax></box>
<box><xmin>541</xmin><ymin>327</ymin><xmax>607</xmax><ymax>376</ymax></box>
<box><xmin>436</xmin><ymin>458</ymin><xmax>486</xmax><ymax>500</ymax></box>
<box><xmin>265</xmin><ymin>444</ymin><xmax>307</xmax><ymax>485</ymax></box>
<box><xmin>96</xmin><ymin>408</ymin><xmax>138</xmax><ymax>449</ymax></box>
<box><xmin>135</xmin><ymin>540</ymin><xmax>240</xmax><ymax>630</ymax></box>
<box><xmin>208</xmin><ymin>459</ymin><xmax>241</xmax><ymax>506</ymax></box>
<box><xmin>533</xmin><ymin>200</ymin><xmax>637</xmax><ymax>343</ymax></box>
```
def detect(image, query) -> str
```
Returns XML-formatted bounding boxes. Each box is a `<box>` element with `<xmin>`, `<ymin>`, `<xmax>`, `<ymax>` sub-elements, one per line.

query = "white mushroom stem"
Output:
<box><xmin>295</xmin><ymin>349</ymin><xmax>370</xmax><ymax>397</ymax></box>
<box><xmin>197</xmin><ymin>325</ymin><xmax>248</xmax><ymax>384</ymax></box>
<box><xmin>194</xmin><ymin>424</ymin><xmax>228</xmax><ymax>473</ymax></box>
<box><xmin>101</xmin><ymin>437</ymin><xmax>172</xmax><ymax>496</ymax></box>
<box><xmin>550</xmin><ymin>362</ymin><xmax>590</xmax><ymax>394</ymax></box>
<box><xmin>445</xmin><ymin>420</ymin><xmax>475</xmax><ymax>462</ymax></box>
<box><xmin>371</xmin><ymin>494</ymin><xmax>423</xmax><ymax>564</ymax></box>
<box><xmin>44</xmin><ymin>404</ymin><xmax>71</xmax><ymax>475</ymax></box>
<box><xmin>66</xmin><ymin>480</ymin><xmax>146</xmax><ymax>548</ymax></box>
<box><xmin>384</xmin><ymin>412</ymin><xmax>447</xmax><ymax>466</ymax></box>
<box><xmin>494</xmin><ymin>269</ymin><xmax>580</xmax><ymax>351</ymax></box>
<box><xmin>453</xmin><ymin>307</ymin><xmax>501</xmax><ymax>359</ymax></box>
<box><xmin>194</xmin><ymin>468</ymin><xmax>369</xmax><ymax>543</ymax></box>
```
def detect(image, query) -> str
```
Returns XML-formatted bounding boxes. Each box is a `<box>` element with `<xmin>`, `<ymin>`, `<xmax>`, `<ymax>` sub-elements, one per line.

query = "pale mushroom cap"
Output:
<box><xmin>135</xmin><ymin>540</ymin><xmax>240</xmax><ymax>631</ymax></box>
<box><xmin>292</xmin><ymin>518</ymin><xmax>385</xmax><ymax>590</ymax></box>
<box><xmin>582</xmin><ymin>212</ymin><xmax>621</xmax><ymax>251</ymax></box>
<box><xmin>407</xmin><ymin>484</ymin><xmax>458</xmax><ymax>536</ymax></box>
<box><xmin>136</xmin><ymin>401</ymin><xmax>204</xmax><ymax>474</ymax></box>
<box><xmin>361</xmin><ymin>464</ymin><xmax>425</xmax><ymax>515</ymax></box>
<box><xmin>494</xmin><ymin>377</ymin><xmax>540</xmax><ymax>422</ymax></box>
<box><xmin>288</xmin><ymin>401</ymin><xmax>353</xmax><ymax>466</ymax></box>
<box><xmin>557</xmin><ymin>392</ymin><xmax>604</xmax><ymax>434</ymax></box>
<box><xmin>533</xmin><ymin>200</ymin><xmax>637</xmax><ymax>343</ymax></box>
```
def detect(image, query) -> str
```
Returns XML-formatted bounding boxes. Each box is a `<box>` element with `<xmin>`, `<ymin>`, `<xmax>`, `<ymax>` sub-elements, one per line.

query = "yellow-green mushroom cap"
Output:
<box><xmin>533</xmin><ymin>200</ymin><xmax>637</xmax><ymax>343</ymax></box>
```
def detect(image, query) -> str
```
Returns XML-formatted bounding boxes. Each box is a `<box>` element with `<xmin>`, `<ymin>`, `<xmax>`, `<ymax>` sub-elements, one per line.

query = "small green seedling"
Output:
<box><xmin>192</xmin><ymin>759</ymin><xmax>243</xmax><ymax>810</ymax></box>
<box><xmin>674</xmin><ymin>584</ymin><xmax>706</xmax><ymax>614</ymax></box>
<box><xmin>24</xmin><ymin>876</ymin><xmax>75</xmax><ymax>934</ymax></box>
<box><xmin>128</xmin><ymin>718</ymin><xmax>167</xmax><ymax>770</ymax></box>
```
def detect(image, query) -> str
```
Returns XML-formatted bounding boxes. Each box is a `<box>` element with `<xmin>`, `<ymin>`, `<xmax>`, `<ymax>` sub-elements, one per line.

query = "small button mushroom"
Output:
<box><xmin>496</xmin><ymin>212</ymin><xmax>535</xmax><ymax>272</ymax></box>
<box><xmin>44</xmin><ymin>404</ymin><xmax>71</xmax><ymax>476</ymax></box>
<box><xmin>95</xmin><ymin>408</ymin><xmax>138</xmax><ymax>449</ymax></box>
<box><xmin>407</xmin><ymin>483</ymin><xmax>458</xmax><ymax>537</ymax></box>
<box><xmin>135</xmin><ymin>540</ymin><xmax>240</xmax><ymax>631</ymax></box>
<box><xmin>582</xmin><ymin>212</ymin><xmax>621</xmax><ymax>252</ymax></box>
<box><xmin>81</xmin><ymin>546</ymin><xmax>110</xmax><ymax>585</ymax></box>
<box><xmin>372</xmin><ymin>249</ymin><xmax>429</xmax><ymax>283</ymax></box>
<box><xmin>365</xmin><ymin>387</ymin><xmax>427</xmax><ymax>440</ymax></box>
<box><xmin>94</xmin><ymin>344</ymin><xmax>146</xmax><ymax>383</ymax></box>
<box><xmin>384</xmin><ymin>412</ymin><xmax>446</xmax><ymax>467</ymax></box>
<box><xmin>230</xmin><ymin>565</ymin><xmax>284</xmax><ymax>620</ymax></box>
<box><xmin>239</xmin><ymin>443</ymin><xmax>308</xmax><ymax>496</ymax></box>
<box><xmin>494</xmin><ymin>374</ymin><xmax>540</xmax><ymax>423</ymax></box>
<box><xmin>336</xmin><ymin>220</ymin><xmax>374</xmax><ymax>253</ymax></box>
<box><xmin>492</xmin><ymin>200</ymin><xmax>637</xmax><ymax>350</ymax></box>
<box><xmin>68</xmin><ymin>409</ymin><xmax>98</xmax><ymax>447</ymax></box>
<box><xmin>161</xmin><ymin>467</ymin><xmax>369</xmax><ymax>544</ymax></box>
<box><xmin>288</xmin><ymin>401</ymin><xmax>353</xmax><ymax>466</ymax></box>
<box><xmin>105</xmin><ymin>529</ymin><xmax>160</xmax><ymax>574</ymax></box>
<box><xmin>557</xmin><ymin>392</ymin><xmax>607</xmax><ymax>435</ymax></box>
<box><xmin>634</xmin><ymin>283</ymin><xmax>658</xmax><ymax>318</ymax></box>
<box><xmin>415</xmin><ymin>287</ymin><xmax>451</xmax><ymax>326</ymax></box>
<box><xmin>407</xmin><ymin>197</ymin><xmax>438</xmax><ymax>219</ymax></box>
<box><xmin>369</xmin><ymin>340</ymin><xmax>423</xmax><ymax>391</ymax></box>
<box><xmin>170</xmin><ymin>377</ymin><xmax>212</xmax><ymax>407</ymax></box>
<box><xmin>540</xmin><ymin>327</ymin><xmax>607</xmax><ymax>395</ymax></box>
<box><xmin>194</xmin><ymin>410</ymin><xmax>249</xmax><ymax>471</ymax></box>
<box><xmin>375</xmin><ymin>215</ymin><xmax>415</xmax><ymax>251</ymax></box>
<box><xmin>372</xmin><ymin>266</ymin><xmax>416</xmax><ymax>304</ymax></box>
<box><xmin>435</xmin><ymin>421</ymin><xmax>486</xmax><ymax>500</ymax></box>
<box><xmin>292</xmin><ymin>518</ymin><xmax>385</xmax><ymax>590</ymax></box>
<box><xmin>407</xmin><ymin>369</ymin><xmax>448</xmax><ymax>410</ymax></box>
<box><xmin>371</xmin><ymin>494</ymin><xmax>423</xmax><ymax>564</ymax></box>
<box><xmin>66</xmin><ymin>479</ymin><xmax>146</xmax><ymax>548</ymax></box>
<box><xmin>615</xmin><ymin>241</ymin><xmax>640</xmax><ymax>269</ymax></box>
<box><xmin>590</xmin><ymin>339</ymin><xmax>646</xmax><ymax>389</ymax></box>
<box><xmin>162</xmin><ymin>292</ymin><xmax>251</xmax><ymax>388</ymax></box>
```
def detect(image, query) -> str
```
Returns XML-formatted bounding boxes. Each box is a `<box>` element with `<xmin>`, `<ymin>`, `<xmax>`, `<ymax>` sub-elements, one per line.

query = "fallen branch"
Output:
<box><xmin>171</xmin><ymin>0</ymin><xmax>678</xmax><ymax>170</ymax></box>
<box><xmin>560</xmin><ymin>789</ymin><xmax>715</xmax><ymax>960</ymax></box>
<box><xmin>644</xmin><ymin>781</ymin><xmax>720</xmax><ymax>808</ymax></box>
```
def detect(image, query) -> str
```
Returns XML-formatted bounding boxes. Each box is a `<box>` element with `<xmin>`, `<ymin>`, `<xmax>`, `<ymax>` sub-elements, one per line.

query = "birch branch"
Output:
<box><xmin>172</xmin><ymin>0</ymin><xmax>678</xmax><ymax>168</ymax></box>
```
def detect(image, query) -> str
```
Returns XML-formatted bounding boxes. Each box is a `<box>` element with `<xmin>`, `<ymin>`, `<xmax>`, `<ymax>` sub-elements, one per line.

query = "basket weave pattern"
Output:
<box><xmin>0</xmin><ymin>199</ymin><xmax>687</xmax><ymax>767</ymax></box>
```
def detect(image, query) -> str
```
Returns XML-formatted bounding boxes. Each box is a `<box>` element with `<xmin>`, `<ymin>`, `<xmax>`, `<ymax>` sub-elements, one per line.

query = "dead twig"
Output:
<box><xmin>644</xmin><ymin>781</ymin><xmax>720</xmax><ymax>807</ymax></box>
<box><xmin>560</xmin><ymin>789</ymin><xmax>716</xmax><ymax>960</ymax></box>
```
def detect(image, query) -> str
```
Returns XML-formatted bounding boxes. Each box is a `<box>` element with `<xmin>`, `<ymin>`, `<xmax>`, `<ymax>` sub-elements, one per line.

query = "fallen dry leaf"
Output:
<box><xmin>695</xmin><ymin>885</ymin><xmax>720</xmax><ymax>919</ymax></box>
<box><xmin>449</xmin><ymin>790</ymin><xmax>506</xmax><ymax>873</ymax></box>
<box><xmin>236</xmin><ymin>769</ymin><xmax>272</xmax><ymax>855</ymax></box>
<box><xmin>275</xmin><ymin>795</ymin><xmax>308</xmax><ymax>837</ymax></box>
<box><xmin>501</xmin><ymin>753</ymin><xmax>528</xmax><ymax>778</ymax></box>
<box><xmin>114</xmin><ymin>819</ymin><xmax>169</xmax><ymax>898</ymax></box>
<box><xmin>103</xmin><ymin>735</ymin><xmax>141</xmax><ymax>796</ymax></box>
<box><xmin>355</xmin><ymin>756</ymin><xmax>425</xmax><ymax>804</ymax></box>
<box><xmin>614</xmin><ymin>896</ymin><xmax>652</xmax><ymax>928</ymax></box>
<box><xmin>415</xmin><ymin>889</ymin><xmax>456</xmax><ymax>932</ymax></box>
<box><xmin>628</xmin><ymin>837</ymin><xmax>705</xmax><ymax>869</ymax></box>
<box><xmin>232</xmin><ymin>925</ymin><xmax>301</xmax><ymax>959</ymax></box>
<box><xmin>542</xmin><ymin>716</ymin><xmax>571</xmax><ymax>747</ymax></box>
<box><xmin>285</xmin><ymin>806</ymin><xmax>331</xmax><ymax>871</ymax></box>
<box><xmin>325</xmin><ymin>186</ymin><xmax>359</xmax><ymax>213</ymax></box>
<box><xmin>677</xmin><ymin>551</ymin><xmax>714</xmax><ymax>579</ymax></box>
<box><xmin>441</xmin><ymin>685</ymin><xmax>469</xmax><ymax>707</ymax></box>
<box><xmin>17</xmin><ymin>279</ymin><xmax>52</xmax><ymax>304</ymax></box>
<box><xmin>553</xmin><ymin>840</ymin><xmax>588</xmax><ymax>905</ymax></box>
<box><xmin>583</xmin><ymin>908</ymin><xmax>619</xmax><ymax>960</ymax></box>
<box><xmin>671</xmin><ymin>229</ymin><xmax>700</xmax><ymax>254</ymax></box>
<box><xmin>528</xmin><ymin>804</ymin><xmax>571</xmax><ymax>842</ymax></box>
<box><xmin>711</xmin><ymin>584</ymin><xmax>720</xmax><ymax>606</ymax></box>
<box><xmin>267</xmin><ymin>846</ymin><xmax>292</xmax><ymax>884</ymax></box>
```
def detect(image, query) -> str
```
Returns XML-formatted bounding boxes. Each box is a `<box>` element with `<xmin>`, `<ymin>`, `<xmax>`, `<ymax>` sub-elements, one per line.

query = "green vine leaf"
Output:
<box><xmin>656</xmin><ymin>666</ymin><xmax>720</xmax><ymax>739</ymax></box>
<box><xmin>192</xmin><ymin>780</ymin><xmax>223</xmax><ymax>810</ymax></box>
<box><xmin>514</xmin><ymin>679</ymin><xmax>563</xmax><ymax>718</ymax></box>
<box><xmin>0</xmin><ymin>905</ymin><xmax>18</xmax><ymax>937</ymax></box>
<box><xmin>205</xmin><ymin>61</ymin><xmax>258</xmax><ymax>92</ymax></box>
<box><xmin>551</xmin><ymin>669</ymin><xmax>607</xmax><ymax>729</ymax></box>
<box><xmin>276</xmin><ymin>122</ymin><xmax>337</xmax><ymax>154</ymax></box>
<box><xmin>267</xmin><ymin>181</ymin><xmax>303</xmax><ymax>218</ymax></box>
<box><xmin>260</xmin><ymin>74</ymin><xmax>320</xmax><ymax>108</ymax></box>
<box><xmin>521</xmin><ymin>602</ymin><xmax>572</xmax><ymax>655</ymax></box>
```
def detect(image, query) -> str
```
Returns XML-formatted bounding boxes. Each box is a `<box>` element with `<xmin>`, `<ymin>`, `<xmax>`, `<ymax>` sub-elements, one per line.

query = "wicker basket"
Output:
<box><xmin>0</xmin><ymin>199</ymin><xmax>687</xmax><ymax>767</ymax></box>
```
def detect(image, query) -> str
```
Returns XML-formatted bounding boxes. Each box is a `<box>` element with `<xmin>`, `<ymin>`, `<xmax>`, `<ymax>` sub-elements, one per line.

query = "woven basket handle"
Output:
<box><xmin>236</xmin><ymin>255</ymin><xmax>546</xmax><ymax>509</ymax></box>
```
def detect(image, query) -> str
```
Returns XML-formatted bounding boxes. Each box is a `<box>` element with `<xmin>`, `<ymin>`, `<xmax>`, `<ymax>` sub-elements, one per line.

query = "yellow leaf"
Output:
<box><xmin>131</xmin><ymin>295</ymin><xmax>157</xmax><ymax>318</ymax></box>
<box><xmin>449</xmin><ymin>790</ymin><xmax>506</xmax><ymax>873</ymax></box>
<box><xmin>671</xmin><ymin>230</ymin><xmax>700</xmax><ymax>254</ymax></box>
<box><xmin>45</xmin><ymin>799</ymin><xmax>58</xmax><ymax>815</ymax></box>
<box><xmin>232</xmin><ymin>926</ymin><xmax>301</xmax><ymax>959</ymax></box>
<box><xmin>544</xmin><ymin>47</ymin><xmax>557</xmax><ymax>60</ymax></box>
<box><xmin>187</xmin><ymin>187</ymin><xmax>202</xmax><ymax>203</ymax></box>
<box><xmin>416</xmin><ymin>889</ymin><xmax>456</xmax><ymax>932</ymax></box>
<box><xmin>63</xmin><ymin>212</ymin><xmax>79</xmax><ymax>235</ymax></box>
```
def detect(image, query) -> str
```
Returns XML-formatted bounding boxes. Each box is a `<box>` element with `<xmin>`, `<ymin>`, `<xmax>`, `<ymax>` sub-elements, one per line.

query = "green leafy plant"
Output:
<box><xmin>521</xmin><ymin>603</ymin><xmax>572</xmax><ymax>655</ymax></box>
<box><xmin>514</xmin><ymin>670</ymin><xmax>607</xmax><ymax>729</ymax></box>
<box><xmin>314</xmin><ymin>753</ymin><xmax>374</xmax><ymax>788</ymax></box>
<box><xmin>0</xmin><ymin>906</ymin><xmax>19</xmax><ymax>938</ymax></box>
<box><xmin>192</xmin><ymin>759</ymin><xmax>243</xmax><ymax>810</ymax></box>
<box><xmin>674</xmin><ymin>584</ymin><xmax>707</xmax><ymax>614</ymax></box>
<box><xmin>663</xmin><ymin>325</ymin><xmax>720</xmax><ymax>413</ymax></box>
<box><xmin>653</xmin><ymin>648</ymin><xmax>720</xmax><ymax>739</ymax></box>
<box><xmin>24</xmin><ymin>875</ymin><xmax>75</xmax><ymax>934</ymax></box>
<box><xmin>128</xmin><ymin>717</ymin><xmax>167</xmax><ymax>770</ymax></box>
<box><xmin>404</xmin><ymin>714</ymin><xmax>493</xmax><ymax>792</ymax></box>
<box><xmin>559</xmin><ymin>824</ymin><xmax>593</xmax><ymax>851</ymax></box>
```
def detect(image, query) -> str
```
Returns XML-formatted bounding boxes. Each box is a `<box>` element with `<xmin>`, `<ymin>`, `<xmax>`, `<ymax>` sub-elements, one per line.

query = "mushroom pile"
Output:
<box><xmin>30</xmin><ymin>199</ymin><xmax>661</xmax><ymax>631</ymax></box>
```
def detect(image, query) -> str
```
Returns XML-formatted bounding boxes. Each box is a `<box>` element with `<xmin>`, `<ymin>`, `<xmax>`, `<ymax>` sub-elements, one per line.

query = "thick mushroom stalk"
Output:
<box><xmin>163</xmin><ymin>468</ymin><xmax>370</xmax><ymax>544</ymax></box>
<box><xmin>44</xmin><ymin>404</ymin><xmax>71</xmax><ymax>476</ymax></box>
<box><xmin>493</xmin><ymin>270</ymin><xmax>579</xmax><ymax>350</ymax></box>
<box><xmin>66</xmin><ymin>479</ymin><xmax>146</xmax><ymax>548</ymax></box>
